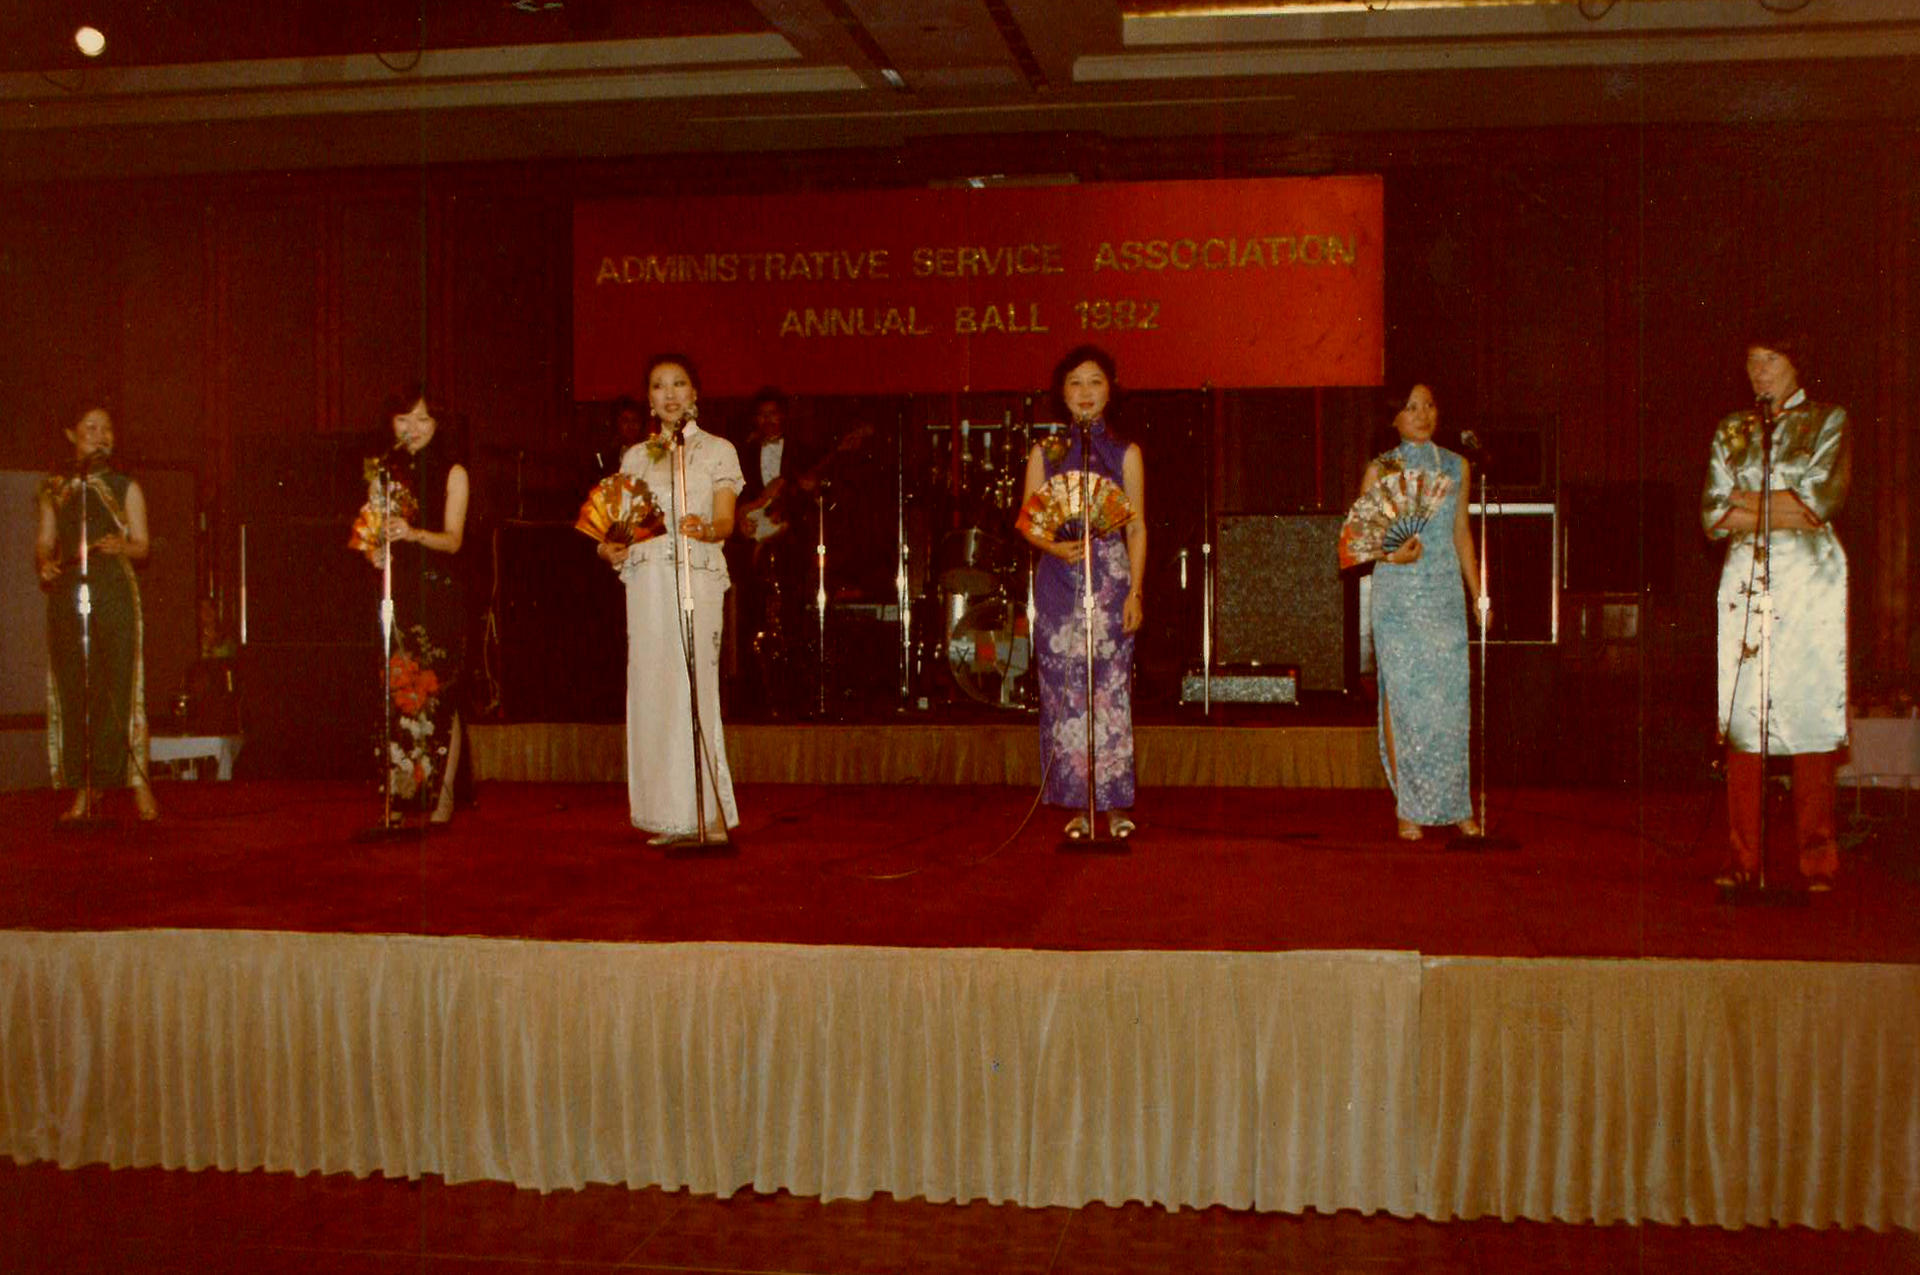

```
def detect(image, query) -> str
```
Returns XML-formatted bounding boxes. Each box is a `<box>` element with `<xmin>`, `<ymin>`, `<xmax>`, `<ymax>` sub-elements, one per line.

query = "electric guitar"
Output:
<box><xmin>736</xmin><ymin>423</ymin><xmax>874</xmax><ymax>545</ymax></box>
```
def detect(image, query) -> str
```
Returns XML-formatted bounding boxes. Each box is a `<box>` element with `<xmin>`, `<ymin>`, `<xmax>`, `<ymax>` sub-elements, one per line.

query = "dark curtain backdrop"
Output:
<box><xmin>2</xmin><ymin>124</ymin><xmax>1913</xmax><ymax>746</ymax></box>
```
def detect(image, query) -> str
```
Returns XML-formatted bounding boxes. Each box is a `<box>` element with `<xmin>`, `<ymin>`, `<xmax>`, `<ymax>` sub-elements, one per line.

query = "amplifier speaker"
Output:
<box><xmin>1182</xmin><ymin>664</ymin><xmax>1298</xmax><ymax>705</ymax></box>
<box><xmin>243</xmin><ymin>517</ymin><xmax>382</xmax><ymax>648</ymax></box>
<box><xmin>1215</xmin><ymin>514</ymin><xmax>1348</xmax><ymax>693</ymax></box>
<box><xmin>1562</xmin><ymin>481</ymin><xmax>1674</xmax><ymax>597</ymax></box>
<box><xmin>234</xmin><ymin>642</ymin><xmax>379</xmax><ymax>780</ymax></box>
<box><xmin>494</xmin><ymin>522</ymin><xmax>626</xmax><ymax>723</ymax></box>
<box><xmin>1473</xmin><ymin>418</ymin><xmax>1556</xmax><ymax>501</ymax></box>
<box><xmin>1468</xmin><ymin>506</ymin><xmax>1557</xmax><ymax>643</ymax></box>
<box><xmin>238</xmin><ymin>516</ymin><xmax>378</xmax><ymax>778</ymax></box>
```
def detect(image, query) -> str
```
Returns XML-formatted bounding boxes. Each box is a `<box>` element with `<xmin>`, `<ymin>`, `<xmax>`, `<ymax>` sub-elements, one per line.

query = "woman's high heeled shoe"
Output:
<box><xmin>1063</xmin><ymin>814</ymin><xmax>1092</xmax><ymax>840</ymax></box>
<box><xmin>1396</xmin><ymin>819</ymin><xmax>1423</xmax><ymax>842</ymax></box>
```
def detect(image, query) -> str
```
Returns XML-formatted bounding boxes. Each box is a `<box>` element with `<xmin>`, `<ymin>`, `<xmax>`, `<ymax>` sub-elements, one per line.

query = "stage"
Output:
<box><xmin>2</xmin><ymin>778</ymin><xmax>1916</xmax><ymax>1233</ymax></box>
<box><xmin>468</xmin><ymin>707</ymin><xmax>1389</xmax><ymax>789</ymax></box>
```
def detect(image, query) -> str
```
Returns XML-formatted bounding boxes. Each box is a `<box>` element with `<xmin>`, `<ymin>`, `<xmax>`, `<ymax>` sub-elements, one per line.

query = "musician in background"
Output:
<box><xmin>730</xmin><ymin>387</ymin><xmax>812</xmax><ymax>715</ymax></box>
<box><xmin>737</xmin><ymin>387</ymin><xmax>804</xmax><ymax>538</ymax></box>
<box><xmin>35</xmin><ymin>402</ymin><xmax>159</xmax><ymax>824</ymax></box>
<box><xmin>1702</xmin><ymin>331</ymin><xmax>1850</xmax><ymax>891</ymax></box>
<box><xmin>609</xmin><ymin>395</ymin><xmax>648</xmax><ymax>463</ymax></box>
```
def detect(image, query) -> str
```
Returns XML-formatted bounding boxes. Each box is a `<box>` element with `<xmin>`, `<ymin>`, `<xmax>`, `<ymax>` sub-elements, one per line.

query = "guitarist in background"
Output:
<box><xmin>731</xmin><ymin>388</ymin><xmax>813</xmax><ymax>716</ymax></box>
<box><xmin>736</xmin><ymin>388</ymin><xmax>806</xmax><ymax>551</ymax></box>
<box><xmin>730</xmin><ymin>389</ymin><xmax>877</xmax><ymax>716</ymax></box>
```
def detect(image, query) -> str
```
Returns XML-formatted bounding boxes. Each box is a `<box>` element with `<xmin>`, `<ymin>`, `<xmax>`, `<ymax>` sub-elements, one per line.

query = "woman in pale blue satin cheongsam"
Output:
<box><xmin>1701</xmin><ymin>333</ymin><xmax>1850</xmax><ymax>890</ymax></box>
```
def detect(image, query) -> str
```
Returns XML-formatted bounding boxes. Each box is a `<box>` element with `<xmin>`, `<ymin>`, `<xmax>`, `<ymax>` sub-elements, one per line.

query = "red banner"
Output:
<box><xmin>573</xmin><ymin>176</ymin><xmax>1382</xmax><ymax>398</ymax></box>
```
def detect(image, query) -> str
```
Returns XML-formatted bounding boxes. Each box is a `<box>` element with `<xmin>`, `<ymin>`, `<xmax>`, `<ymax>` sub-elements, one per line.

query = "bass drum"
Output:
<box><xmin>935</xmin><ymin>525</ymin><xmax>1016</xmax><ymax>596</ymax></box>
<box><xmin>946</xmin><ymin>593</ymin><xmax>1031</xmax><ymax>709</ymax></box>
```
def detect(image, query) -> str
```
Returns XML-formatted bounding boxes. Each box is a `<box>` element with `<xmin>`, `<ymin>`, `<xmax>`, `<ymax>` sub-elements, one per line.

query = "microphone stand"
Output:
<box><xmin>895</xmin><ymin>398</ymin><xmax>913</xmax><ymax>709</ymax></box>
<box><xmin>1201</xmin><ymin>384</ymin><xmax>1217</xmax><ymax>714</ymax></box>
<box><xmin>57</xmin><ymin>459</ymin><xmax>114</xmax><ymax>833</ymax></box>
<box><xmin>667</xmin><ymin>424</ymin><xmax>730</xmax><ymax>853</ymax></box>
<box><xmin>1722</xmin><ymin>395</ymin><xmax>1802</xmax><ymax>905</ymax></box>
<box><xmin>1058</xmin><ymin>414</ymin><xmax>1125</xmax><ymax>853</ymax></box>
<box><xmin>812</xmin><ymin>481</ymin><xmax>830</xmax><ymax>719</ymax></box>
<box><xmin>357</xmin><ymin>452</ymin><xmax>411</xmax><ymax>841</ymax></box>
<box><xmin>1451</xmin><ymin>440</ymin><xmax>1518</xmax><ymax>852</ymax></box>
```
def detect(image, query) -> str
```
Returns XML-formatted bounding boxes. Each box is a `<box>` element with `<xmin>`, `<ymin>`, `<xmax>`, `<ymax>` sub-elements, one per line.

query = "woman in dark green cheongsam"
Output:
<box><xmin>35</xmin><ymin>403</ymin><xmax>159</xmax><ymax>823</ymax></box>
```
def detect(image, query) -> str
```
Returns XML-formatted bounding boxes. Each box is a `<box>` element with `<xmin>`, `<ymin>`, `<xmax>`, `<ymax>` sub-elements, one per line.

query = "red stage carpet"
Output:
<box><xmin>2</xmin><ymin>780</ymin><xmax>1915</xmax><ymax>1232</ymax></box>
<box><xmin>1</xmin><ymin>781</ymin><xmax>1914</xmax><ymax>960</ymax></box>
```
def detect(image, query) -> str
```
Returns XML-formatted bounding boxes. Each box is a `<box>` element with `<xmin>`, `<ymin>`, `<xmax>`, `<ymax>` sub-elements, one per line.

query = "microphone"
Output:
<box><xmin>1459</xmin><ymin>430</ymin><xmax>1482</xmax><ymax>452</ymax></box>
<box><xmin>69</xmin><ymin>450</ymin><xmax>110</xmax><ymax>479</ymax></box>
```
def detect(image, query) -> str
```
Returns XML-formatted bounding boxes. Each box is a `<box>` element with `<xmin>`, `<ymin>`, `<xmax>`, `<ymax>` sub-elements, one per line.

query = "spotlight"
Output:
<box><xmin>75</xmin><ymin>26</ymin><xmax>106</xmax><ymax>57</ymax></box>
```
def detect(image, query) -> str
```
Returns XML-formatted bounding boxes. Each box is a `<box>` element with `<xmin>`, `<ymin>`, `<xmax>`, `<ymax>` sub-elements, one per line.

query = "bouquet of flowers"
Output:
<box><xmin>1015</xmin><ymin>471</ymin><xmax>1133</xmax><ymax>542</ymax></box>
<box><xmin>575</xmin><ymin>471</ymin><xmax>664</xmax><ymax>545</ymax></box>
<box><xmin>348</xmin><ymin>455</ymin><xmax>418</xmax><ymax>560</ymax></box>
<box><xmin>1337</xmin><ymin>468</ymin><xmax>1453</xmax><ymax>569</ymax></box>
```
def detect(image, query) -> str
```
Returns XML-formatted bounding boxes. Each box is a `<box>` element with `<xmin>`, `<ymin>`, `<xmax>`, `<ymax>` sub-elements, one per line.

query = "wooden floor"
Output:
<box><xmin>3</xmin><ymin>1160</ymin><xmax>1914</xmax><ymax>1274</ymax></box>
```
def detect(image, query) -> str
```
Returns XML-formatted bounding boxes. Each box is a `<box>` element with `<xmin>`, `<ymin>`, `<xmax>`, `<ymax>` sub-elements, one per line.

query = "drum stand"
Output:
<box><xmin>1058</xmin><ymin>415</ymin><xmax>1127</xmax><ymax>853</ymax></box>
<box><xmin>667</xmin><ymin>432</ymin><xmax>732</xmax><ymax>855</ymax></box>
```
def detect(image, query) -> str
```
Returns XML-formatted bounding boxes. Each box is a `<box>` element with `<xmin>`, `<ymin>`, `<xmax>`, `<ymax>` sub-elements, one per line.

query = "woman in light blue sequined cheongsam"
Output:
<box><xmin>1362</xmin><ymin>384</ymin><xmax>1484</xmax><ymax>841</ymax></box>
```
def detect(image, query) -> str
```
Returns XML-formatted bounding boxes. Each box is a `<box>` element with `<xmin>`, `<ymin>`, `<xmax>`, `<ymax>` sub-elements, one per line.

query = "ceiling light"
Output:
<box><xmin>74</xmin><ymin>26</ymin><xmax>106</xmax><ymax>58</ymax></box>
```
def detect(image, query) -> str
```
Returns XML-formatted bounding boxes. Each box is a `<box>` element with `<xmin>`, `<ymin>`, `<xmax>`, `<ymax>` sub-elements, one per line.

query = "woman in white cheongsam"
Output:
<box><xmin>597</xmin><ymin>354</ymin><xmax>743</xmax><ymax>845</ymax></box>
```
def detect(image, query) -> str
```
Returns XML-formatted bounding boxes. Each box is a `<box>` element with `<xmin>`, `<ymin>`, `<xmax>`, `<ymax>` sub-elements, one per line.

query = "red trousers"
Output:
<box><xmin>1726</xmin><ymin>748</ymin><xmax>1839</xmax><ymax>880</ymax></box>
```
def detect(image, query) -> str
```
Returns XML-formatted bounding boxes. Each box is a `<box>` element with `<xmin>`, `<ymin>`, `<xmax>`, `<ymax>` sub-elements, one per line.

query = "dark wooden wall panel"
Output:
<box><xmin>0</xmin><ymin>206</ymin><xmax>119</xmax><ymax>467</ymax></box>
<box><xmin>0</xmin><ymin>120</ymin><xmax>1909</xmax><ymax>731</ymax></box>
<box><xmin>338</xmin><ymin>193</ymin><xmax>428</xmax><ymax>434</ymax></box>
<box><xmin>222</xmin><ymin>201</ymin><xmax>321</xmax><ymax>442</ymax></box>
<box><xmin>1381</xmin><ymin>163</ymin><xmax>1481</xmax><ymax>425</ymax></box>
<box><xmin>118</xmin><ymin>195</ymin><xmax>207</xmax><ymax>470</ymax></box>
<box><xmin>441</xmin><ymin>189</ymin><xmax>565</xmax><ymax>455</ymax></box>
<box><xmin>1484</xmin><ymin>163</ymin><xmax>1607</xmax><ymax>479</ymax></box>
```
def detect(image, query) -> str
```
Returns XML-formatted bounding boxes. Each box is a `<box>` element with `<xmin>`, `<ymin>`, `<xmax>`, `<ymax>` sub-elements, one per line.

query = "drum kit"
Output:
<box><xmin>918</xmin><ymin>415</ymin><xmax>1068</xmax><ymax>710</ymax></box>
<box><xmin>736</xmin><ymin>410</ymin><xmax>1069</xmax><ymax>714</ymax></box>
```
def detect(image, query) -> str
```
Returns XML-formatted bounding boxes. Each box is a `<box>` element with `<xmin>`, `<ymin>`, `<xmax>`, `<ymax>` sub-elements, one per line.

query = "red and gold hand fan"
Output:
<box><xmin>1015</xmin><ymin>471</ymin><xmax>1134</xmax><ymax>542</ymax></box>
<box><xmin>575</xmin><ymin>472</ymin><xmax>664</xmax><ymax>545</ymax></box>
